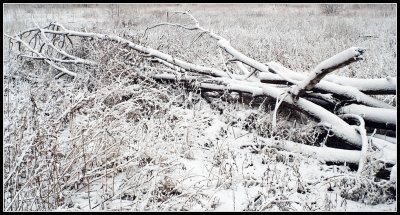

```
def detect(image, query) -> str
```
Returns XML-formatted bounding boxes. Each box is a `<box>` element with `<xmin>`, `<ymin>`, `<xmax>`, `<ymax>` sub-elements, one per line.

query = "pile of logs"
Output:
<box><xmin>5</xmin><ymin>12</ymin><xmax>396</xmax><ymax>170</ymax></box>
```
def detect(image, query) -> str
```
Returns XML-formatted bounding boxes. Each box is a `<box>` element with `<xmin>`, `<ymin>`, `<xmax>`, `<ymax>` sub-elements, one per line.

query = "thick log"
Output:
<box><xmin>370</xmin><ymin>134</ymin><xmax>396</xmax><ymax>144</ymax></box>
<box><xmin>259</xmin><ymin>69</ymin><xmax>396</xmax><ymax>95</ymax></box>
<box><xmin>152</xmin><ymin>73</ymin><xmax>395</xmax><ymax>151</ymax></box>
<box><xmin>242</xmin><ymin>137</ymin><xmax>396</xmax><ymax>165</ymax></box>
<box><xmin>323</xmin><ymin>75</ymin><xmax>397</xmax><ymax>95</ymax></box>
<box><xmin>337</xmin><ymin>104</ymin><xmax>396</xmax><ymax>131</ymax></box>
<box><xmin>267</xmin><ymin>62</ymin><xmax>395</xmax><ymax>109</ymax></box>
<box><xmin>289</xmin><ymin>47</ymin><xmax>365</xmax><ymax>101</ymax></box>
<box><xmin>216</xmin><ymin>37</ymin><xmax>394</xmax><ymax>112</ymax></box>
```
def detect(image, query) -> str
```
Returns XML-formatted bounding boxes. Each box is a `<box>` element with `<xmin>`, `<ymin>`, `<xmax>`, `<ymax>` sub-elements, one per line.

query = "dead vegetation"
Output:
<box><xmin>3</xmin><ymin>4</ymin><xmax>396</xmax><ymax>211</ymax></box>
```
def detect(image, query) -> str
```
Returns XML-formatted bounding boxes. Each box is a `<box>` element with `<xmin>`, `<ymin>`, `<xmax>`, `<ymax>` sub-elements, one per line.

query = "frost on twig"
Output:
<box><xmin>339</xmin><ymin>114</ymin><xmax>370</xmax><ymax>175</ymax></box>
<box><xmin>5</xmin><ymin>33</ymin><xmax>78</xmax><ymax>77</ymax></box>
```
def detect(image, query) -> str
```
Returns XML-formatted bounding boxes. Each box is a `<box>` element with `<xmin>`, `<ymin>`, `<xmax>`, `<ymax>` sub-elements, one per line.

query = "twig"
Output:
<box><xmin>338</xmin><ymin>113</ymin><xmax>369</xmax><ymax>175</ymax></box>
<box><xmin>272</xmin><ymin>92</ymin><xmax>289</xmax><ymax>130</ymax></box>
<box><xmin>218</xmin><ymin>48</ymin><xmax>233</xmax><ymax>79</ymax></box>
<box><xmin>5</xmin><ymin>34</ymin><xmax>77</xmax><ymax>77</ymax></box>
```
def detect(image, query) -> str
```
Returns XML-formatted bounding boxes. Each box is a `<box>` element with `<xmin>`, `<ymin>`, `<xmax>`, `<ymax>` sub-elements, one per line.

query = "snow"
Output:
<box><xmin>3</xmin><ymin>8</ymin><xmax>396</xmax><ymax>212</ymax></box>
<box><xmin>259</xmin><ymin>138</ymin><xmax>362</xmax><ymax>163</ymax></box>
<box><xmin>263</xmin><ymin>62</ymin><xmax>396</xmax><ymax>94</ymax></box>
<box><xmin>390</xmin><ymin>165</ymin><xmax>397</xmax><ymax>182</ymax></box>
<box><xmin>4</xmin><ymin>84</ymin><xmax>397</xmax><ymax>211</ymax></box>
<box><xmin>324</xmin><ymin>75</ymin><xmax>397</xmax><ymax>93</ymax></box>
<box><xmin>314</xmin><ymin>47</ymin><xmax>365</xmax><ymax>73</ymax></box>
<box><xmin>265</xmin><ymin>62</ymin><xmax>395</xmax><ymax>109</ymax></box>
<box><xmin>290</xmin><ymin>47</ymin><xmax>365</xmax><ymax>97</ymax></box>
<box><xmin>338</xmin><ymin>104</ymin><xmax>396</xmax><ymax>126</ymax></box>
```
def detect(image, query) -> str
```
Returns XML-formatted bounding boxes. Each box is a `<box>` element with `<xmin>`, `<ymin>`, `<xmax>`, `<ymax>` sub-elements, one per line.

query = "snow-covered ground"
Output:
<box><xmin>3</xmin><ymin>76</ymin><xmax>396</xmax><ymax>211</ymax></box>
<box><xmin>53</xmin><ymin>103</ymin><xmax>396</xmax><ymax>211</ymax></box>
<box><xmin>3</xmin><ymin>4</ymin><xmax>396</xmax><ymax>212</ymax></box>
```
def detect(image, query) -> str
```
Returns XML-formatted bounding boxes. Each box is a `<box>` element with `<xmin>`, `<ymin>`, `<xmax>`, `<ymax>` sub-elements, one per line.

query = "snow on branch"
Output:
<box><xmin>149</xmin><ymin>12</ymin><xmax>393</xmax><ymax>110</ymax></box>
<box><xmin>338</xmin><ymin>114</ymin><xmax>369</xmax><ymax>175</ymax></box>
<box><xmin>5</xmin><ymin>19</ymin><xmax>396</xmax><ymax>174</ymax></box>
<box><xmin>152</xmin><ymin>73</ymin><xmax>392</xmax><ymax>150</ymax></box>
<box><xmin>337</xmin><ymin>104</ymin><xmax>396</xmax><ymax>131</ymax></box>
<box><xmin>289</xmin><ymin>47</ymin><xmax>366</xmax><ymax>101</ymax></box>
<box><xmin>4</xmin><ymin>33</ymin><xmax>78</xmax><ymax>77</ymax></box>
<box><xmin>259</xmin><ymin>71</ymin><xmax>397</xmax><ymax>95</ymax></box>
<box><xmin>266</xmin><ymin>62</ymin><xmax>395</xmax><ymax>109</ymax></box>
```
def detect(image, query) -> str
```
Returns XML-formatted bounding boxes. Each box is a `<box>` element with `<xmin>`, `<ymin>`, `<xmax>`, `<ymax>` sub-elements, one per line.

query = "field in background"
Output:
<box><xmin>4</xmin><ymin>4</ymin><xmax>397</xmax><ymax>78</ymax></box>
<box><xmin>3</xmin><ymin>4</ymin><xmax>397</xmax><ymax>212</ymax></box>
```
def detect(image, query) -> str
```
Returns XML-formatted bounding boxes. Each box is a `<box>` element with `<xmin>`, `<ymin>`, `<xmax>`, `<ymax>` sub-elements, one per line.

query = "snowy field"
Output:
<box><xmin>3</xmin><ymin>4</ymin><xmax>397</xmax><ymax>211</ymax></box>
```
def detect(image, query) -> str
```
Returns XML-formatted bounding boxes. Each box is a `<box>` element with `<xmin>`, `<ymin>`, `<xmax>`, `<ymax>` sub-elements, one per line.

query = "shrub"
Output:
<box><xmin>320</xmin><ymin>4</ymin><xmax>343</xmax><ymax>15</ymax></box>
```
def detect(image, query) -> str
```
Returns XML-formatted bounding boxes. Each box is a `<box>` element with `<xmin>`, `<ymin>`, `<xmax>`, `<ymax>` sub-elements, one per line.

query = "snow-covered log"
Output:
<box><xmin>152</xmin><ymin>73</ymin><xmax>394</xmax><ymax>150</ymax></box>
<box><xmin>258</xmin><ymin>68</ymin><xmax>396</xmax><ymax>95</ymax></box>
<box><xmin>323</xmin><ymin>75</ymin><xmax>397</xmax><ymax>95</ymax></box>
<box><xmin>260</xmin><ymin>138</ymin><xmax>362</xmax><ymax>163</ymax></box>
<box><xmin>289</xmin><ymin>47</ymin><xmax>365</xmax><ymax>101</ymax></box>
<box><xmin>6</xmin><ymin>20</ymin><xmax>396</xmax><ymax>166</ymax></box>
<box><xmin>267</xmin><ymin>62</ymin><xmax>395</xmax><ymax>109</ymax></box>
<box><xmin>337</xmin><ymin>104</ymin><xmax>396</xmax><ymax>130</ymax></box>
<box><xmin>370</xmin><ymin>134</ymin><xmax>396</xmax><ymax>144</ymax></box>
<box><xmin>149</xmin><ymin>15</ymin><xmax>394</xmax><ymax>109</ymax></box>
<box><xmin>254</xmin><ymin>137</ymin><xmax>395</xmax><ymax>165</ymax></box>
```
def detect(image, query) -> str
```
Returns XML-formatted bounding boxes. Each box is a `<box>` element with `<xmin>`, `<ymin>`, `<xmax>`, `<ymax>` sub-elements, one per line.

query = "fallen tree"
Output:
<box><xmin>257</xmin><ymin>68</ymin><xmax>397</xmax><ymax>95</ymax></box>
<box><xmin>145</xmin><ymin>11</ymin><xmax>395</xmax><ymax>109</ymax></box>
<box><xmin>152</xmin><ymin>73</ymin><xmax>395</xmax><ymax>151</ymax></box>
<box><xmin>337</xmin><ymin>104</ymin><xmax>396</xmax><ymax>131</ymax></box>
<box><xmin>5</xmin><ymin>14</ymin><xmax>396</xmax><ymax>171</ymax></box>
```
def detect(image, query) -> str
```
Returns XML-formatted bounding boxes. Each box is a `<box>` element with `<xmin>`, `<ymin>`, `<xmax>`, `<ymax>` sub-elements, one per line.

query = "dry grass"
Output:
<box><xmin>4</xmin><ymin>4</ymin><xmax>396</xmax><ymax>77</ymax></box>
<box><xmin>3</xmin><ymin>3</ymin><xmax>396</xmax><ymax>211</ymax></box>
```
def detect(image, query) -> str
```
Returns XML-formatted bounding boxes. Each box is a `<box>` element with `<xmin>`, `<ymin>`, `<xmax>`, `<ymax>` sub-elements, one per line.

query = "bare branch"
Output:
<box><xmin>5</xmin><ymin>33</ymin><xmax>77</xmax><ymax>77</ymax></box>
<box><xmin>32</xmin><ymin>19</ymin><xmax>97</xmax><ymax>66</ymax></box>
